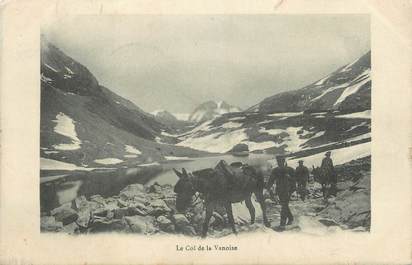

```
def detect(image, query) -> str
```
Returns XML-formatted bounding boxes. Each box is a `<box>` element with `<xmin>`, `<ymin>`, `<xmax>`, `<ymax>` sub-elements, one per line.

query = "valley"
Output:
<box><xmin>40</xmin><ymin>38</ymin><xmax>371</xmax><ymax>236</ymax></box>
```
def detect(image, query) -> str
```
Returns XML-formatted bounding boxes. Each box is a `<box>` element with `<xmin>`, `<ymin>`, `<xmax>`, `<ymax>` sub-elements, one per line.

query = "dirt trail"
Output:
<box><xmin>206</xmin><ymin>170</ymin><xmax>370</xmax><ymax>238</ymax></box>
<box><xmin>206</xmin><ymin>192</ymin><xmax>336</xmax><ymax>237</ymax></box>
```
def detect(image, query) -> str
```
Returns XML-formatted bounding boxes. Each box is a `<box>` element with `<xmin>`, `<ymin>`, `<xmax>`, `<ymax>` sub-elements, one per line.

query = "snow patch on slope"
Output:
<box><xmin>161</xmin><ymin>131</ymin><xmax>176</xmax><ymax>137</ymax></box>
<box><xmin>334</xmin><ymin>76</ymin><xmax>370</xmax><ymax>106</ymax></box>
<box><xmin>340</xmin><ymin>56</ymin><xmax>362</xmax><ymax>72</ymax></box>
<box><xmin>177</xmin><ymin>129</ymin><xmax>248</xmax><ymax>153</ymax></box>
<box><xmin>336</xmin><ymin>110</ymin><xmax>371</xmax><ymax>119</ymax></box>
<box><xmin>285</xmin><ymin>127</ymin><xmax>308</xmax><ymax>153</ymax></box>
<box><xmin>151</xmin><ymin>109</ymin><xmax>165</xmax><ymax>116</ymax></box>
<box><xmin>44</xmin><ymin>63</ymin><xmax>59</xmax><ymax>72</ymax></box>
<box><xmin>164</xmin><ymin>156</ymin><xmax>191</xmax><ymax>160</ymax></box>
<box><xmin>41</xmin><ymin>73</ymin><xmax>52</xmax><ymax>83</ymax></box>
<box><xmin>244</xmin><ymin>141</ymin><xmax>282</xmax><ymax>152</ymax></box>
<box><xmin>310</xmin><ymin>83</ymin><xmax>348</xmax><ymax>102</ymax></box>
<box><xmin>259</xmin><ymin>128</ymin><xmax>284</xmax><ymax>136</ymax></box>
<box><xmin>190</xmin><ymin>109</ymin><xmax>208</xmax><ymax>123</ymax></box>
<box><xmin>314</xmin><ymin>74</ymin><xmax>330</xmax><ymax>86</ymax></box>
<box><xmin>52</xmin><ymin>112</ymin><xmax>82</xmax><ymax>150</ymax></box>
<box><xmin>125</xmin><ymin>145</ymin><xmax>142</xmax><ymax>155</ymax></box>
<box><xmin>220</xmin><ymin>122</ymin><xmax>243</xmax><ymax>129</ymax></box>
<box><xmin>173</xmin><ymin>113</ymin><xmax>190</xmax><ymax>121</ymax></box>
<box><xmin>138</xmin><ymin>162</ymin><xmax>160</xmax><ymax>167</ymax></box>
<box><xmin>268</xmin><ymin>112</ymin><xmax>303</xmax><ymax>118</ymax></box>
<box><xmin>41</xmin><ymin>158</ymin><xmax>92</xmax><ymax>171</ymax></box>
<box><xmin>94</xmin><ymin>158</ymin><xmax>124</xmax><ymax>165</ymax></box>
<box><xmin>65</xmin><ymin>66</ymin><xmax>75</xmax><ymax>74</ymax></box>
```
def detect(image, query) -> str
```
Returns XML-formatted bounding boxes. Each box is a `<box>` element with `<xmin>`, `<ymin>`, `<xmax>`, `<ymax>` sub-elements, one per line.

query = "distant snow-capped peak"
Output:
<box><xmin>189</xmin><ymin>100</ymin><xmax>241</xmax><ymax>123</ymax></box>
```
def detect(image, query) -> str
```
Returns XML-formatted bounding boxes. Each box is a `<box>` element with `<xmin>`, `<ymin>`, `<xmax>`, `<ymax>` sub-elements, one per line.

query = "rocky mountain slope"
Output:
<box><xmin>40</xmin><ymin>39</ymin><xmax>208</xmax><ymax>170</ymax></box>
<box><xmin>189</xmin><ymin>100</ymin><xmax>241</xmax><ymax>123</ymax></box>
<box><xmin>176</xmin><ymin>51</ymin><xmax>371</xmax><ymax>155</ymax></box>
<box><xmin>249</xmin><ymin>51</ymin><xmax>371</xmax><ymax>113</ymax></box>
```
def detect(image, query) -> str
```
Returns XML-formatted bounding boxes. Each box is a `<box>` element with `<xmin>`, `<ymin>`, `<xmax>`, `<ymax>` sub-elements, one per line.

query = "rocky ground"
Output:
<box><xmin>41</xmin><ymin>157</ymin><xmax>371</xmax><ymax>236</ymax></box>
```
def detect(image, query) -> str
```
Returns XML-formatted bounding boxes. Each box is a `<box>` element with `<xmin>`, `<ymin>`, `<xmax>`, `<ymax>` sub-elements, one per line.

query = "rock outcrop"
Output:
<box><xmin>318</xmin><ymin>156</ymin><xmax>371</xmax><ymax>230</ymax></box>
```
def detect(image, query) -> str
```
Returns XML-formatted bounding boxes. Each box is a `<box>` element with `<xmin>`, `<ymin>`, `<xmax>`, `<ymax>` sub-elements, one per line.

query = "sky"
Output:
<box><xmin>43</xmin><ymin>15</ymin><xmax>370</xmax><ymax>113</ymax></box>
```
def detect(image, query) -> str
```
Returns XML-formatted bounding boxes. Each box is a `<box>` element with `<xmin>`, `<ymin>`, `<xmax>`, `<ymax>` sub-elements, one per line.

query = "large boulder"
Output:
<box><xmin>120</xmin><ymin>184</ymin><xmax>146</xmax><ymax>199</ymax></box>
<box><xmin>71</xmin><ymin>196</ymin><xmax>102</xmax><ymax>228</ymax></box>
<box><xmin>173</xmin><ymin>214</ymin><xmax>196</xmax><ymax>236</ymax></box>
<box><xmin>89</xmin><ymin>195</ymin><xmax>106</xmax><ymax>206</ymax></box>
<box><xmin>148</xmin><ymin>199</ymin><xmax>171</xmax><ymax>217</ymax></box>
<box><xmin>73</xmin><ymin>196</ymin><xmax>104</xmax><ymax>212</ymax></box>
<box><xmin>163</xmin><ymin>197</ymin><xmax>177</xmax><ymax>212</ymax></box>
<box><xmin>113</xmin><ymin>207</ymin><xmax>130</xmax><ymax>219</ymax></box>
<box><xmin>157</xmin><ymin>215</ymin><xmax>175</xmax><ymax>233</ymax></box>
<box><xmin>149</xmin><ymin>183</ymin><xmax>163</xmax><ymax>193</ymax></box>
<box><xmin>128</xmin><ymin>206</ymin><xmax>149</xmax><ymax>216</ymax></box>
<box><xmin>104</xmin><ymin>197</ymin><xmax>120</xmax><ymax>211</ymax></box>
<box><xmin>89</xmin><ymin>217</ymin><xmax>130</xmax><ymax>233</ymax></box>
<box><xmin>230</xmin><ymin>143</ymin><xmax>249</xmax><ymax>153</ymax></box>
<box><xmin>173</xmin><ymin>214</ymin><xmax>190</xmax><ymax>226</ymax></box>
<box><xmin>117</xmin><ymin>198</ymin><xmax>147</xmax><ymax>209</ymax></box>
<box><xmin>41</xmin><ymin>216</ymin><xmax>63</xmax><ymax>232</ymax></box>
<box><xmin>72</xmin><ymin>195</ymin><xmax>89</xmax><ymax>210</ymax></box>
<box><xmin>212</xmin><ymin>212</ymin><xmax>225</xmax><ymax>227</ymax></box>
<box><xmin>62</xmin><ymin>222</ymin><xmax>79</xmax><ymax>235</ymax></box>
<box><xmin>51</xmin><ymin>203</ymin><xmax>79</xmax><ymax>225</ymax></box>
<box><xmin>124</xmin><ymin>216</ymin><xmax>157</xmax><ymax>234</ymax></box>
<box><xmin>76</xmin><ymin>209</ymin><xmax>92</xmax><ymax>228</ymax></box>
<box><xmin>162</xmin><ymin>185</ymin><xmax>176</xmax><ymax>198</ymax></box>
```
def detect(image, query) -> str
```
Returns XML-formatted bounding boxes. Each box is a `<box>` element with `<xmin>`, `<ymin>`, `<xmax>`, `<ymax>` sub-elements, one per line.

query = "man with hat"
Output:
<box><xmin>295</xmin><ymin>160</ymin><xmax>309</xmax><ymax>201</ymax></box>
<box><xmin>267</xmin><ymin>155</ymin><xmax>295</xmax><ymax>230</ymax></box>
<box><xmin>321</xmin><ymin>151</ymin><xmax>337</xmax><ymax>196</ymax></box>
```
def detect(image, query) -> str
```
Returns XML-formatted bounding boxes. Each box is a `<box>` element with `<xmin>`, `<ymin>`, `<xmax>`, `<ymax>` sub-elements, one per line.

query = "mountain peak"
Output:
<box><xmin>189</xmin><ymin>100</ymin><xmax>241</xmax><ymax>123</ymax></box>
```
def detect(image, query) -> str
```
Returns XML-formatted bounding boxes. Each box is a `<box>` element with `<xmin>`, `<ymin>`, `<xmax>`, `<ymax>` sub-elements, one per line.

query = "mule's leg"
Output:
<box><xmin>224</xmin><ymin>202</ymin><xmax>237</xmax><ymax>235</ymax></box>
<box><xmin>245</xmin><ymin>195</ymin><xmax>255</xmax><ymax>224</ymax></box>
<box><xmin>255</xmin><ymin>190</ymin><xmax>270</xmax><ymax>227</ymax></box>
<box><xmin>201</xmin><ymin>201</ymin><xmax>214</xmax><ymax>238</ymax></box>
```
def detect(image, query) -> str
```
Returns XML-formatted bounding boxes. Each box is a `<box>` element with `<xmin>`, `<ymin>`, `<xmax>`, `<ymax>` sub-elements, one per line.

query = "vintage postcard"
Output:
<box><xmin>1</xmin><ymin>0</ymin><xmax>411</xmax><ymax>264</ymax></box>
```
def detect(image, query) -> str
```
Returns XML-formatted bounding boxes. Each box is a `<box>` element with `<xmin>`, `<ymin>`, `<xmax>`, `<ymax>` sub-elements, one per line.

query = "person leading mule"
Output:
<box><xmin>173</xmin><ymin>160</ymin><xmax>270</xmax><ymax>238</ymax></box>
<box><xmin>267</xmin><ymin>155</ymin><xmax>295</xmax><ymax>231</ymax></box>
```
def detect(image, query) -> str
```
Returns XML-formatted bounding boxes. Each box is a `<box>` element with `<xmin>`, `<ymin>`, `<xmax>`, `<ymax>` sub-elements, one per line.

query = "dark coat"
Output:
<box><xmin>321</xmin><ymin>157</ymin><xmax>337</xmax><ymax>183</ymax></box>
<box><xmin>295</xmin><ymin>165</ymin><xmax>309</xmax><ymax>184</ymax></box>
<box><xmin>267</xmin><ymin>166</ymin><xmax>295</xmax><ymax>202</ymax></box>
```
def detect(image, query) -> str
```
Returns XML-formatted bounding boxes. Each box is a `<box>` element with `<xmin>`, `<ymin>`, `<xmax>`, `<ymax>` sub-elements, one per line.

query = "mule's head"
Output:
<box><xmin>173</xmin><ymin>168</ymin><xmax>196</xmax><ymax>212</ymax></box>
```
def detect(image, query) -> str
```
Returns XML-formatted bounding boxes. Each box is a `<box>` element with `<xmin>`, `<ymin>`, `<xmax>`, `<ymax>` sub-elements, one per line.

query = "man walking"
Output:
<box><xmin>321</xmin><ymin>151</ymin><xmax>337</xmax><ymax>196</ymax></box>
<box><xmin>267</xmin><ymin>156</ymin><xmax>295</xmax><ymax>230</ymax></box>
<box><xmin>295</xmin><ymin>160</ymin><xmax>309</xmax><ymax>201</ymax></box>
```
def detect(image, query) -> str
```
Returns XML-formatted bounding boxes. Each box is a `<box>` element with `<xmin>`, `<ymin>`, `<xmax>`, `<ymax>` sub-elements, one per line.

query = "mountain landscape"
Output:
<box><xmin>40</xmin><ymin>39</ymin><xmax>371</xmax><ymax>176</ymax></box>
<box><xmin>40</xmin><ymin>39</ymin><xmax>371</xmax><ymax>236</ymax></box>
<box><xmin>176</xmin><ymin>51</ymin><xmax>371</xmax><ymax>157</ymax></box>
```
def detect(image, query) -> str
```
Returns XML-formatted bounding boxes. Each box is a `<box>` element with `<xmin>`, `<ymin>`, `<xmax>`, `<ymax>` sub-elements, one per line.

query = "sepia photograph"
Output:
<box><xmin>39</xmin><ymin>15</ymin><xmax>371</xmax><ymax>237</ymax></box>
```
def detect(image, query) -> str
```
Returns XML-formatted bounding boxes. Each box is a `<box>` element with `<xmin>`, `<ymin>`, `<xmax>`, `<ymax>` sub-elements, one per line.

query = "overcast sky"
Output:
<box><xmin>43</xmin><ymin>15</ymin><xmax>370</xmax><ymax>113</ymax></box>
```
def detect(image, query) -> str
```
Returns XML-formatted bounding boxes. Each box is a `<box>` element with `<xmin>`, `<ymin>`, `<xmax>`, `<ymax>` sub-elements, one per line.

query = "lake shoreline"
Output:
<box><xmin>40</xmin><ymin>154</ymin><xmax>276</xmax><ymax>212</ymax></box>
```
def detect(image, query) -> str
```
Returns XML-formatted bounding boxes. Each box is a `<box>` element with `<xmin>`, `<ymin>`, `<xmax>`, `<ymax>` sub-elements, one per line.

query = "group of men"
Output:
<box><xmin>266</xmin><ymin>151</ymin><xmax>336</xmax><ymax>230</ymax></box>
